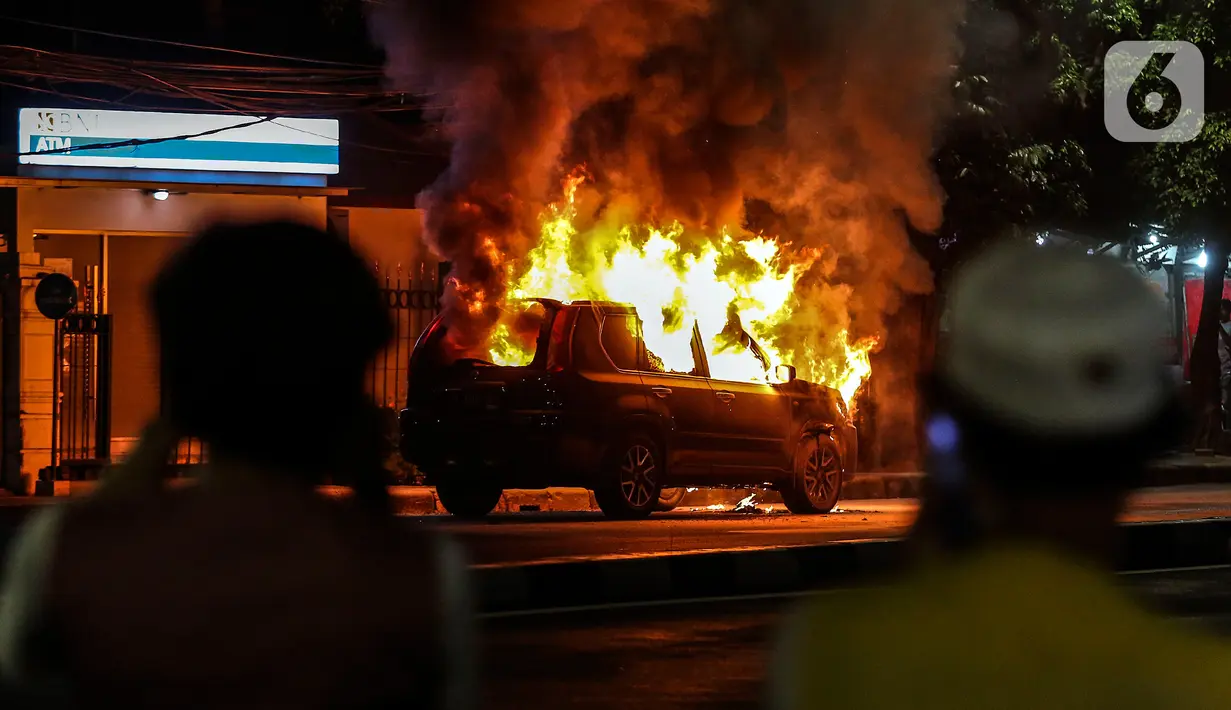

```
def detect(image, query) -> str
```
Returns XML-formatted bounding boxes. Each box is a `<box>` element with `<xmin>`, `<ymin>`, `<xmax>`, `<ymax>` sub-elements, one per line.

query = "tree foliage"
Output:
<box><xmin>938</xmin><ymin>0</ymin><xmax>1231</xmax><ymax>446</ymax></box>
<box><xmin>930</xmin><ymin>0</ymin><xmax>1120</xmax><ymax>271</ymax></box>
<box><xmin>934</xmin><ymin>0</ymin><xmax>1231</xmax><ymax>249</ymax></box>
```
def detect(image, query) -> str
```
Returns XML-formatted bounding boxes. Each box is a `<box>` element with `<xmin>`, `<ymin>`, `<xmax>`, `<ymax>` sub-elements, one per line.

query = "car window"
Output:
<box><xmin>704</xmin><ymin>329</ymin><xmax>772</xmax><ymax>383</ymax></box>
<box><xmin>571</xmin><ymin>307</ymin><xmax>608</xmax><ymax>371</ymax></box>
<box><xmin>599</xmin><ymin>314</ymin><xmax>641</xmax><ymax>371</ymax></box>
<box><xmin>494</xmin><ymin>301</ymin><xmax>550</xmax><ymax>366</ymax></box>
<box><xmin>645</xmin><ymin>343</ymin><xmax>701</xmax><ymax>376</ymax></box>
<box><xmin>545</xmin><ymin>308</ymin><xmax>574</xmax><ymax>371</ymax></box>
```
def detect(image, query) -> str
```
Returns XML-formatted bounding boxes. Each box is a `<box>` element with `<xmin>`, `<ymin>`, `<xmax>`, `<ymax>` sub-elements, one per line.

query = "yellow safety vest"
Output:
<box><xmin>769</xmin><ymin>544</ymin><xmax>1231</xmax><ymax>709</ymax></box>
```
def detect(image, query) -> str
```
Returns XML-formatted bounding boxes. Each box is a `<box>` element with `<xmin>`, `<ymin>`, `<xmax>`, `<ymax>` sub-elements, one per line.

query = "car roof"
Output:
<box><xmin>563</xmin><ymin>300</ymin><xmax>638</xmax><ymax>315</ymax></box>
<box><xmin>510</xmin><ymin>298</ymin><xmax>637</xmax><ymax>316</ymax></box>
<box><xmin>509</xmin><ymin>297</ymin><xmax>564</xmax><ymax>310</ymax></box>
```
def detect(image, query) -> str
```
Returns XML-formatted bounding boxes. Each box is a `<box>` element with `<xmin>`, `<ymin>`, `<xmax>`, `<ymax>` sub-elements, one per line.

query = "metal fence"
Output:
<box><xmin>368</xmin><ymin>263</ymin><xmax>442</xmax><ymax>412</ymax></box>
<box><xmin>48</xmin><ymin>260</ymin><xmax>444</xmax><ymax>476</ymax></box>
<box><xmin>50</xmin><ymin>267</ymin><xmax>113</xmax><ymax>479</ymax></box>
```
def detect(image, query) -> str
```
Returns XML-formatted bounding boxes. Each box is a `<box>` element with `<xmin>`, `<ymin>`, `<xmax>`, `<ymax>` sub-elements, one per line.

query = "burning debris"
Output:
<box><xmin>370</xmin><ymin>0</ymin><xmax>965</xmax><ymax>404</ymax></box>
<box><xmin>733</xmin><ymin>492</ymin><xmax>760</xmax><ymax>513</ymax></box>
<box><xmin>699</xmin><ymin>495</ymin><xmax>777</xmax><ymax>514</ymax></box>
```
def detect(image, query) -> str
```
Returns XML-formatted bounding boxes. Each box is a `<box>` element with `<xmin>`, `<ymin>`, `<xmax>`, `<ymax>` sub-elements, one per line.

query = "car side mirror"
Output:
<box><xmin>775</xmin><ymin>364</ymin><xmax>797</xmax><ymax>383</ymax></box>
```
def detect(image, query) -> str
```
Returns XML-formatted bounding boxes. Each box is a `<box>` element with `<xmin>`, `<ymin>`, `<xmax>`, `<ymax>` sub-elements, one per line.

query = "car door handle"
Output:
<box><xmin>651</xmin><ymin>386</ymin><xmax>672</xmax><ymax>398</ymax></box>
<box><xmin>715</xmin><ymin>391</ymin><xmax>735</xmax><ymax>402</ymax></box>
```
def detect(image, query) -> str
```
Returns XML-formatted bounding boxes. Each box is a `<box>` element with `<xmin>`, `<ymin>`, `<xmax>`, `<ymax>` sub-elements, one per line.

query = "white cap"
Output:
<box><xmin>939</xmin><ymin>239</ymin><xmax>1171</xmax><ymax>436</ymax></box>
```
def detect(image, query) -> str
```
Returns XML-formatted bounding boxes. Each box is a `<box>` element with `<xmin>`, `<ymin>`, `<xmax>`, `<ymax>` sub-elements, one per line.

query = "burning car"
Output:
<box><xmin>399</xmin><ymin>298</ymin><xmax>858</xmax><ymax>519</ymax></box>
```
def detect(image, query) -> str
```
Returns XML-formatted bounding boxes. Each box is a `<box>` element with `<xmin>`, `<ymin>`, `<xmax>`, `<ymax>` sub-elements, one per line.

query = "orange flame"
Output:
<box><xmin>485</xmin><ymin>171</ymin><xmax>875</xmax><ymax>410</ymax></box>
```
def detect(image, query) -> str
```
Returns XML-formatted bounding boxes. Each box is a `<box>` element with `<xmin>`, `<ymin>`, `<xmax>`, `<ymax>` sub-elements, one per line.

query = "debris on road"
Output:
<box><xmin>733</xmin><ymin>493</ymin><xmax>759</xmax><ymax>513</ymax></box>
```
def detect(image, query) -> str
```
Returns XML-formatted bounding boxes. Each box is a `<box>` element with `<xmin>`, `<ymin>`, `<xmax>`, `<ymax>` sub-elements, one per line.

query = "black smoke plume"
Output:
<box><xmin>370</xmin><ymin>0</ymin><xmax>965</xmax><ymax>359</ymax></box>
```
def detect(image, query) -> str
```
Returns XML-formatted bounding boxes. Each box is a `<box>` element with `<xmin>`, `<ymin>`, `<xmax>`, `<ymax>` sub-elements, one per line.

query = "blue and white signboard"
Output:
<box><xmin>18</xmin><ymin>108</ymin><xmax>339</xmax><ymax>175</ymax></box>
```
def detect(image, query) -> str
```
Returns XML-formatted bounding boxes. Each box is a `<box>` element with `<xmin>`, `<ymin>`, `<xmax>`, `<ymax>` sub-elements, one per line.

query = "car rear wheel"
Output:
<box><xmin>595</xmin><ymin>433</ymin><xmax>663</xmax><ymax>520</ymax></box>
<box><xmin>655</xmin><ymin>487</ymin><xmax>687</xmax><ymax>512</ymax></box>
<box><xmin>434</xmin><ymin>475</ymin><xmax>503</xmax><ymax>518</ymax></box>
<box><xmin>780</xmin><ymin>433</ymin><xmax>843</xmax><ymax>514</ymax></box>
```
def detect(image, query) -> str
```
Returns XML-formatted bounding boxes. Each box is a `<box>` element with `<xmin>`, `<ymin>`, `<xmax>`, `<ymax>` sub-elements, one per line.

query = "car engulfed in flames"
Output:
<box><xmin>402</xmin><ymin>294</ymin><xmax>859</xmax><ymax>520</ymax></box>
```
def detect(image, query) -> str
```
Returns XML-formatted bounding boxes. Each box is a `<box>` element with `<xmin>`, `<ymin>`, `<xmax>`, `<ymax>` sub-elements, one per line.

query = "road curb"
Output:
<box><xmin>390</xmin><ymin>476</ymin><xmax>928</xmax><ymax>515</ymax></box>
<box><xmin>16</xmin><ymin>463</ymin><xmax>1231</xmax><ymax>514</ymax></box>
<box><xmin>430</xmin><ymin>458</ymin><xmax>1231</xmax><ymax>513</ymax></box>
<box><xmin>475</xmin><ymin>518</ymin><xmax>1231</xmax><ymax>613</ymax></box>
<box><xmin>474</xmin><ymin>540</ymin><xmax>910</xmax><ymax>613</ymax></box>
<box><xmin>1142</xmin><ymin>463</ymin><xmax>1231</xmax><ymax>487</ymax></box>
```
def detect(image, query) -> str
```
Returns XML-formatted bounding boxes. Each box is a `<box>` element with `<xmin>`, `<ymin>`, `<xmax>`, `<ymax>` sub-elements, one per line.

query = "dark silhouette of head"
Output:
<box><xmin>1221</xmin><ymin>298</ymin><xmax>1231</xmax><ymax>323</ymax></box>
<box><xmin>151</xmin><ymin>220</ymin><xmax>392</xmax><ymax>481</ymax></box>
<box><xmin>915</xmin><ymin>239</ymin><xmax>1182</xmax><ymax>563</ymax></box>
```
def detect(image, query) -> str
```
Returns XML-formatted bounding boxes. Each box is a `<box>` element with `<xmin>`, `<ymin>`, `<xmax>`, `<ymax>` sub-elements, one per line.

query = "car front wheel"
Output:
<box><xmin>434</xmin><ymin>475</ymin><xmax>503</xmax><ymax>518</ymax></box>
<box><xmin>595</xmin><ymin>433</ymin><xmax>663</xmax><ymax>520</ymax></box>
<box><xmin>780</xmin><ymin>433</ymin><xmax>843</xmax><ymax>514</ymax></box>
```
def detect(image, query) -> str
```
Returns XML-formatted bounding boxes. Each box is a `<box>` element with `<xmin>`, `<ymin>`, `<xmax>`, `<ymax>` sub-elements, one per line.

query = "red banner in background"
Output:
<box><xmin>1183</xmin><ymin>278</ymin><xmax>1231</xmax><ymax>377</ymax></box>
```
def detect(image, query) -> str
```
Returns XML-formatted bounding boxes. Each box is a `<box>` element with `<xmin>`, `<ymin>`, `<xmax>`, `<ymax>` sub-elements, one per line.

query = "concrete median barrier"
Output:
<box><xmin>387</xmin><ymin>487</ymin><xmax>440</xmax><ymax>516</ymax></box>
<box><xmin>1143</xmin><ymin>455</ymin><xmax>1231</xmax><ymax>486</ymax></box>
<box><xmin>475</xmin><ymin>518</ymin><xmax>1231</xmax><ymax>613</ymax></box>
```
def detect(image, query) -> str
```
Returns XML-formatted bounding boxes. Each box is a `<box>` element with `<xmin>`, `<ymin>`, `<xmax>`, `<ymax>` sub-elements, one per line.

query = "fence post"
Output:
<box><xmin>437</xmin><ymin>262</ymin><xmax>450</xmax><ymax>299</ymax></box>
<box><xmin>50</xmin><ymin>318</ymin><xmax>60</xmax><ymax>471</ymax></box>
<box><xmin>95</xmin><ymin>315</ymin><xmax>112</xmax><ymax>461</ymax></box>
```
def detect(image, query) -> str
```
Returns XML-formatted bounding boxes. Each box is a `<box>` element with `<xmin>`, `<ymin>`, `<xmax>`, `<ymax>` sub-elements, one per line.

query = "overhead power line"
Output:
<box><xmin>18</xmin><ymin>116</ymin><xmax>277</xmax><ymax>156</ymax></box>
<box><xmin>0</xmin><ymin>44</ymin><xmax>450</xmax><ymax>159</ymax></box>
<box><xmin>0</xmin><ymin>45</ymin><xmax>442</xmax><ymax>116</ymax></box>
<box><xmin>0</xmin><ymin>14</ymin><xmax>383</xmax><ymax>69</ymax></box>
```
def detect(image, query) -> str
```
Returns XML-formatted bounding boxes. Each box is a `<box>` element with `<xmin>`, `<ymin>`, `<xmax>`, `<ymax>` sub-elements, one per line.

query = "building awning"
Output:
<box><xmin>0</xmin><ymin>176</ymin><xmax>349</xmax><ymax>197</ymax></box>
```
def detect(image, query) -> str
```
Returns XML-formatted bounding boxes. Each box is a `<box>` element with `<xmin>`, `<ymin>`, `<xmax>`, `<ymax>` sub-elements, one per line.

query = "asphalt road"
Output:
<box><xmin>483</xmin><ymin>566</ymin><xmax>1231</xmax><ymax>709</ymax></box>
<box><xmin>429</xmin><ymin>485</ymin><xmax>1231</xmax><ymax>567</ymax></box>
<box><xmin>3</xmin><ymin>485</ymin><xmax>1231</xmax><ymax>568</ymax></box>
<box><xmin>5</xmin><ymin>566</ymin><xmax>1230</xmax><ymax>709</ymax></box>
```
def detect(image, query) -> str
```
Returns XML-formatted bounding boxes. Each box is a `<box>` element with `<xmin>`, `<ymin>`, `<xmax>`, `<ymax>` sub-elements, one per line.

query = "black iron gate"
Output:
<box><xmin>368</xmin><ymin>263</ymin><xmax>443</xmax><ymax>412</ymax></box>
<box><xmin>44</xmin><ymin>261</ymin><xmax>445</xmax><ymax>478</ymax></box>
<box><xmin>50</xmin><ymin>309</ymin><xmax>113</xmax><ymax>479</ymax></box>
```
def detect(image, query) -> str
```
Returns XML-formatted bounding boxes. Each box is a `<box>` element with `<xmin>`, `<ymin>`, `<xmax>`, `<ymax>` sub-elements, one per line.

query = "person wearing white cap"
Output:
<box><xmin>1218</xmin><ymin>299</ymin><xmax>1231</xmax><ymax>428</ymax></box>
<box><xmin>767</xmin><ymin>239</ymin><xmax>1231</xmax><ymax>710</ymax></box>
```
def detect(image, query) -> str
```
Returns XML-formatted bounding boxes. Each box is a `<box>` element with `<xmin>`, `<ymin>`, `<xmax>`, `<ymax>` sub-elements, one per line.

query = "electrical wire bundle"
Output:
<box><xmin>0</xmin><ymin>44</ymin><xmax>437</xmax><ymax>117</ymax></box>
<box><xmin>0</xmin><ymin>14</ymin><xmax>452</xmax><ymax>159</ymax></box>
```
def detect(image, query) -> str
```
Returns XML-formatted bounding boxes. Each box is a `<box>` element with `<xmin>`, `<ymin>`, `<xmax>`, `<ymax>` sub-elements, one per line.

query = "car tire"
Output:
<box><xmin>655</xmin><ymin>487</ymin><xmax>687</xmax><ymax>512</ymax></box>
<box><xmin>780</xmin><ymin>432</ymin><xmax>843</xmax><ymax>515</ymax></box>
<box><xmin>434</xmin><ymin>476</ymin><xmax>503</xmax><ymax>518</ymax></box>
<box><xmin>594</xmin><ymin>433</ymin><xmax>663</xmax><ymax>520</ymax></box>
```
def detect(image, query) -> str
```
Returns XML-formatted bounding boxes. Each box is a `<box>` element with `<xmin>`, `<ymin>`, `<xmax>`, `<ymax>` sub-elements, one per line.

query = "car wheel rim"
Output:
<box><xmin>803</xmin><ymin>442</ymin><xmax>840</xmax><ymax>506</ymax></box>
<box><xmin>620</xmin><ymin>444</ymin><xmax>657</xmax><ymax>509</ymax></box>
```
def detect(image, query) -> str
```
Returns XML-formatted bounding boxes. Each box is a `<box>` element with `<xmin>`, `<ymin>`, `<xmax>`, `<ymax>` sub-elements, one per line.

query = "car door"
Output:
<box><xmin>705</xmin><ymin>334</ymin><xmax>793</xmax><ymax>477</ymax></box>
<box><xmin>602</xmin><ymin>314</ymin><xmax>718</xmax><ymax>477</ymax></box>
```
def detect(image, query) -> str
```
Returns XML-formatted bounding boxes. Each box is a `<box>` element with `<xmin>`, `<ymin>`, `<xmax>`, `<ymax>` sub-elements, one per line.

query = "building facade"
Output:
<box><xmin>1</xmin><ymin>107</ymin><xmax>438</xmax><ymax>493</ymax></box>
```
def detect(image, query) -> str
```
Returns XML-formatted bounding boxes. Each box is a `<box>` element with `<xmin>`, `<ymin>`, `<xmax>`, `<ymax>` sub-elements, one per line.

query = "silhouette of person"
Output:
<box><xmin>767</xmin><ymin>239</ymin><xmax>1231</xmax><ymax>709</ymax></box>
<box><xmin>0</xmin><ymin>220</ymin><xmax>476</xmax><ymax>709</ymax></box>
